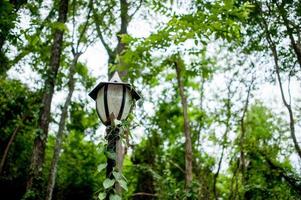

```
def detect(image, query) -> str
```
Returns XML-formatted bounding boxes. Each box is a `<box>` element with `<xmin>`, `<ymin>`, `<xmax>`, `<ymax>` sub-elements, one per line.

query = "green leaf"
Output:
<box><xmin>50</xmin><ymin>22</ymin><xmax>69</xmax><ymax>32</ymax></box>
<box><xmin>113</xmin><ymin>119</ymin><xmax>121</xmax><ymax>126</ymax></box>
<box><xmin>103</xmin><ymin>178</ymin><xmax>115</xmax><ymax>189</ymax></box>
<box><xmin>98</xmin><ymin>192</ymin><xmax>106</xmax><ymax>200</ymax></box>
<box><xmin>117</xmin><ymin>179</ymin><xmax>128</xmax><ymax>191</ymax></box>
<box><xmin>112</xmin><ymin>171</ymin><xmax>122</xmax><ymax>181</ymax></box>
<box><xmin>109</xmin><ymin>194</ymin><xmax>121</xmax><ymax>200</ymax></box>
<box><xmin>97</xmin><ymin>163</ymin><xmax>107</xmax><ymax>172</ymax></box>
<box><xmin>224</xmin><ymin>0</ymin><xmax>234</xmax><ymax>9</ymax></box>
<box><xmin>112</xmin><ymin>172</ymin><xmax>128</xmax><ymax>191</ymax></box>
<box><xmin>105</xmin><ymin>151</ymin><xmax>117</xmax><ymax>160</ymax></box>
<box><xmin>120</xmin><ymin>34</ymin><xmax>133</xmax><ymax>44</ymax></box>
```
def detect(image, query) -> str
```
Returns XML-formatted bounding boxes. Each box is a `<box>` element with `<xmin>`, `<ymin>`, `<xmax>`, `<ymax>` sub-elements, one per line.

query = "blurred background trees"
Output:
<box><xmin>0</xmin><ymin>0</ymin><xmax>301</xmax><ymax>199</ymax></box>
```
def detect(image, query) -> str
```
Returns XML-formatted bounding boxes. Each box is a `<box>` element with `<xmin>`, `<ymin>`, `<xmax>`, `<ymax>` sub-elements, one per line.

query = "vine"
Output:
<box><xmin>97</xmin><ymin>119</ymin><xmax>130</xmax><ymax>200</ymax></box>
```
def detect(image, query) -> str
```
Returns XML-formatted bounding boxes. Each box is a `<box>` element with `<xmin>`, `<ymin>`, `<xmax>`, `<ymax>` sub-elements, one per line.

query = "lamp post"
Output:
<box><xmin>89</xmin><ymin>72</ymin><xmax>140</xmax><ymax>197</ymax></box>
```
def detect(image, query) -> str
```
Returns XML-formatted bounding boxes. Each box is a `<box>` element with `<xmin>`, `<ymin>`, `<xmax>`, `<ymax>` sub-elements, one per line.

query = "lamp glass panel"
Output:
<box><xmin>120</xmin><ymin>88</ymin><xmax>133</xmax><ymax>120</ymax></box>
<box><xmin>96</xmin><ymin>87</ymin><xmax>107</xmax><ymax>123</ymax></box>
<box><xmin>107</xmin><ymin>84</ymin><xmax>123</xmax><ymax>119</ymax></box>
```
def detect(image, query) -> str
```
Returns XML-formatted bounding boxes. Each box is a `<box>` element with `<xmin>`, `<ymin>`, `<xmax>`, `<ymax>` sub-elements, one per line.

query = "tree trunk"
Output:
<box><xmin>24</xmin><ymin>0</ymin><xmax>69</xmax><ymax>199</ymax></box>
<box><xmin>114</xmin><ymin>0</ymin><xmax>129</xmax><ymax>77</ymax></box>
<box><xmin>273</xmin><ymin>51</ymin><xmax>301</xmax><ymax>159</ymax></box>
<box><xmin>45</xmin><ymin>53</ymin><xmax>80</xmax><ymax>200</ymax></box>
<box><xmin>213</xmin><ymin>146</ymin><xmax>224</xmax><ymax>200</ymax></box>
<box><xmin>213</xmin><ymin>81</ymin><xmax>233</xmax><ymax>200</ymax></box>
<box><xmin>239</xmin><ymin>80</ymin><xmax>253</xmax><ymax>199</ymax></box>
<box><xmin>213</xmin><ymin>128</ymin><xmax>230</xmax><ymax>200</ymax></box>
<box><xmin>114</xmin><ymin>0</ymin><xmax>130</xmax><ymax>195</ymax></box>
<box><xmin>0</xmin><ymin>125</ymin><xmax>21</xmax><ymax>174</ymax></box>
<box><xmin>259</xmin><ymin>16</ymin><xmax>301</xmax><ymax>160</ymax></box>
<box><xmin>175</xmin><ymin>59</ymin><xmax>193</xmax><ymax>189</ymax></box>
<box><xmin>45</xmin><ymin>2</ymin><xmax>91</xmax><ymax>197</ymax></box>
<box><xmin>229</xmin><ymin>159</ymin><xmax>240</xmax><ymax>200</ymax></box>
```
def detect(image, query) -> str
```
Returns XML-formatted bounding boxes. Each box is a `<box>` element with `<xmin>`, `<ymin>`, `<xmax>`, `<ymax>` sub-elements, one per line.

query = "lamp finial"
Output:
<box><xmin>110</xmin><ymin>72</ymin><xmax>123</xmax><ymax>83</ymax></box>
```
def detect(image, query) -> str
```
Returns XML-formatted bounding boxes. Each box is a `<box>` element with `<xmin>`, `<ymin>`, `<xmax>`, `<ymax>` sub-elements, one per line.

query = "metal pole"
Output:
<box><xmin>105</xmin><ymin>126</ymin><xmax>120</xmax><ymax>199</ymax></box>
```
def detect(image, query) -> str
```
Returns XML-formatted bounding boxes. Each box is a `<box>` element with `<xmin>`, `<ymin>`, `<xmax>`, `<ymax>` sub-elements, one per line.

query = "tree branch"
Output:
<box><xmin>76</xmin><ymin>0</ymin><xmax>93</xmax><ymax>52</ymax></box>
<box><xmin>91</xmin><ymin>2</ymin><xmax>114</xmax><ymax>58</ymax></box>
<box><xmin>129</xmin><ymin>0</ymin><xmax>143</xmax><ymax>21</ymax></box>
<box><xmin>213</xmin><ymin>77</ymin><xmax>234</xmax><ymax>200</ymax></box>
<box><xmin>274</xmin><ymin>1</ymin><xmax>301</xmax><ymax>69</ymax></box>
<box><xmin>132</xmin><ymin>192</ymin><xmax>157</xmax><ymax>197</ymax></box>
<box><xmin>9</xmin><ymin>7</ymin><xmax>55</xmax><ymax>67</ymax></box>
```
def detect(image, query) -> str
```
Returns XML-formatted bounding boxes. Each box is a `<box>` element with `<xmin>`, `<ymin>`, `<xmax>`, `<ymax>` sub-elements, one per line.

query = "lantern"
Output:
<box><xmin>89</xmin><ymin>72</ymin><xmax>141</xmax><ymax>125</ymax></box>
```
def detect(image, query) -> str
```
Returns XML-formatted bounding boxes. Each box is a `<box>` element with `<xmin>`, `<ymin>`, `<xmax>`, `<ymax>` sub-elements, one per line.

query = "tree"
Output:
<box><xmin>45</xmin><ymin>101</ymin><xmax>101</xmax><ymax>200</ymax></box>
<box><xmin>24</xmin><ymin>0</ymin><xmax>69</xmax><ymax>199</ymax></box>
<box><xmin>45</xmin><ymin>0</ymin><xmax>94</xmax><ymax>198</ymax></box>
<box><xmin>174</xmin><ymin>56</ymin><xmax>193</xmax><ymax>189</ymax></box>
<box><xmin>239</xmin><ymin>0</ymin><xmax>301</xmax><ymax>159</ymax></box>
<box><xmin>0</xmin><ymin>79</ymin><xmax>41</xmax><ymax>199</ymax></box>
<box><xmin>236</xmin><ymin>103</ymin><xmax>300</xmax><ymax>199</ymax></box>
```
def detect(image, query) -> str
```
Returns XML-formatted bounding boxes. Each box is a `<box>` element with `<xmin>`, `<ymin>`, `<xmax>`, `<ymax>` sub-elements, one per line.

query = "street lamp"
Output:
<box><xmin>89</xmin><ymin>71</ymin><xmax>141</xmax><ymax>196</ymax></box>
<box><xmin>89</xmin><ymin>72</ymin><xmax>140</xmax><ymax>125</ymax></box>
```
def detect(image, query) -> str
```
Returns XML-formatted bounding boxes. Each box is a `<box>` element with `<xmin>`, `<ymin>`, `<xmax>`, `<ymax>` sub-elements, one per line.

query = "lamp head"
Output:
<box><xmin>89</xmin><ymin>72</ymin><xmax>141</xmax><ymax>125</ymax></box>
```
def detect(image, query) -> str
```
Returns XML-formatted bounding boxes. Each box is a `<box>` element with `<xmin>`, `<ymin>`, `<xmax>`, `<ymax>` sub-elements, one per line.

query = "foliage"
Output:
<box><xmin>0</xmin><ymin>0</ymin><xmax>301</xmax><ymax>200</ymax></box>
<box><xmin>228</xmin><ymin>103</ymin><xmax>301</xmax><ymax>199</ymax></box>
<box><xmin>0</xmin><ymin>78</ymin><xmax>41</xmax><ymax>199</ymax></box>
